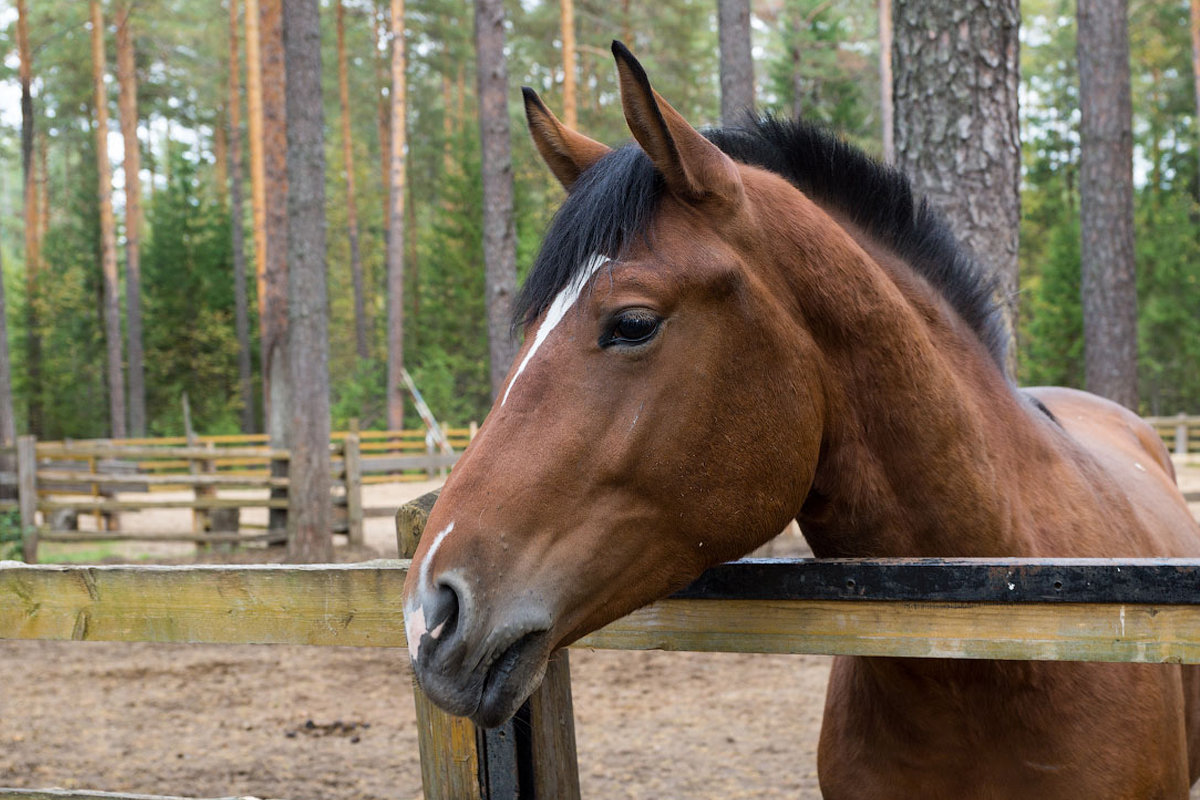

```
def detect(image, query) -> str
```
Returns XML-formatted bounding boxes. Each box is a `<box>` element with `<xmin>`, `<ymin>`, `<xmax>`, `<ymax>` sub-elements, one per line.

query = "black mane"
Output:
<box><xmin>513</xmin><ymin>117</ymin><xmax>1008</xmax><ymax>370</ymax></box>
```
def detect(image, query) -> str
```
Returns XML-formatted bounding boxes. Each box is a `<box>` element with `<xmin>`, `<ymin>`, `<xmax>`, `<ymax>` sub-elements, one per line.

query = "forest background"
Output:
<box><xmin>1</xmin><ymin>0</ymin><xmax>1198</xmax><ymax>441</ymax></box>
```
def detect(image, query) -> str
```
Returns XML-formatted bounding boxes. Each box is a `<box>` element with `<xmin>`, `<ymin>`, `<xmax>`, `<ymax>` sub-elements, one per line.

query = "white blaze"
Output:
<box><xmin>502</xmin><ymin>254</ymin><xmax>611</xmax><ymax>407</ymax></box>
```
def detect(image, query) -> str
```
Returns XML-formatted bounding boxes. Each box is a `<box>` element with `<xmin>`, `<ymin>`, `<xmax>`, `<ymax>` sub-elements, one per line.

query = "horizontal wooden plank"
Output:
<box><xmin>360</xmin><ymin>454</ymin><xmax>459</xmax><ymax>473</ymax></box>
<box><xmin>6</xmin><ymin>560</ymin><xmax>1200</xmax><ymax>664</ymax></box>
<box><xmin>38</xmin><ymin>530</ymin><xmax>286</xmax><ymax>544</ymax></box>
<box><xmin>0</xmin><ymin>789</ymin><xmax>259</xmax><ymax>800</ymax></box>
<box><xmin>38</xmin><ymin>498</ymin><xmax>288</xmax><ymax>512</ymax></box>
<box><xmin>36</xmin><ymin>470</ymin><xmax>288</xmax><ymax>489</ymax></box>
<box><xmin>0</xmin><ymin>562</ymin><xmax>407</xmax><ymax>647</ymax></box>
<box><xmin>37</xmin><ymin>445</ymin><xmax>288</xmax><ymax>461</ymax></box>
<box><xmin>675</xmin><ymin>557</ymin><xmax>1200</xmax><ymax>604</ymax></box>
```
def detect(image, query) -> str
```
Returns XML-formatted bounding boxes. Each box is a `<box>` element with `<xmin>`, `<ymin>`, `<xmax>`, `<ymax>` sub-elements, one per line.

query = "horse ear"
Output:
<box><xmin>611</xmin><ymin>41</ymin><xmax>742</xmax><ymax>205</ymax></box>
<box><xmin>522</xmin><ymin>87</ymin><xmax>612</xmax><ymax>191</ymax></box>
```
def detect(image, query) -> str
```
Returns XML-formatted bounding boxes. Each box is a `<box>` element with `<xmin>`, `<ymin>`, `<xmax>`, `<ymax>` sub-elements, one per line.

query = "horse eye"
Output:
<box><xmin>602</xmin><ymin>311</ymin><xmax>662</xmax><ymax>347</ymax></box>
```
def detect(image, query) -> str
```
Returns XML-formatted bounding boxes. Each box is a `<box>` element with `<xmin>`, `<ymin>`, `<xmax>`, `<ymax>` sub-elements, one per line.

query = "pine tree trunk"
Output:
<box><xmin>1190</xmin><ymin>0</ymin><xmax>1200</xmax><ymax>198</ymax></box>
<box><xmin>560</xmin><ymin>0</ymin><xmax>577</xmax><ymax>128</ymax></box>
<box><xmin>374</xmin><ymin>3</ymin><xmax>392</xmax><ymax>226</ymax></box>
<box><xmin>387</xmin><ymin>0</ymin><xmax>408</xmax><ymax>430</ymax></box>
<box><xmin>475</xmin><ymin>0</ymin><xmax>519</xmax><ymax>400</ymax></box>
<box><xmin>893</xmin><ymin>0</ymin><xmax>1020</xmax><ymax>379</ymax></box>
<box><xmin>282</xmin><ymin>0</ymin><xmax>332</xmax><ymax>563</ymax></box>
<box><xmin>90</xmin><ymin>0</ymin><xmax>128</xmax><ymax>439</ymax></box>
<box><xmin>261</xmin><ymin>0</ymin><xmax>290</xmax><ymax>536</ymax></box>
<box><xmin>1077</xmin><ymin>0</ymin><xmax>1138</xmax><ymax>408</ymax></box>
<box><xmin>116</xmin><ymin>1</ymin><xmax>146</xmax><ymax>437</ymax></box>
<box><xmin>17</xmin><ymin>0</ymin><xmax>42</xmax><ymax>437</ymax></box>
<box><xmin>245</xmin><ymin>0</ymin><xmax>268</xmax><ymax>335</ymax></box>
<box><xmin>878</xmin><ymin>0</ymin><xmax>894</xmax><ymax>163</ymax></box>
<box><xmin>718</xmin><ymin>0</ymin><xmax>754</xmax><ymax>125</ymax></box>
<box><xmin>0</xmin><ymin>246</ymin><xmax>16</xmax><ymax>449</ymax></box>
<box><xmin>230</xmin><ymin>0</ymin><xmax>256</xmax><ymax>433</ymax></box>
<box><xmin>337</xmin><ymin>0</ymin><xmax>369</xmax><ymax>362</ymax></box>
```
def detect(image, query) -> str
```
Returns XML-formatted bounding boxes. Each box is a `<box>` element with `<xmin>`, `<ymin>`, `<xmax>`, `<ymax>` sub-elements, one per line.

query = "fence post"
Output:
<box><xmin>17</xmin><ymin>435</ymin><xmax>37</xmax><ymax>563</ymax></box>
<box><xmin>192</xmin><ymin>442</ymin><xmax>216</xmax><ymax>540</ymax></box>
<box><xmin>397</xmin><ymin>489</ymin><xmax>581</xmax><ymax>800</ymax></box>
<box><xmin>343</xmin><ymin>433</ymin><xmax>363</xmax><ymax>546</ymax></box>
<box><xmin>1177</xmin><ymin>412</ymin><xmax>1190</xmax><ymax>457</ymax></box>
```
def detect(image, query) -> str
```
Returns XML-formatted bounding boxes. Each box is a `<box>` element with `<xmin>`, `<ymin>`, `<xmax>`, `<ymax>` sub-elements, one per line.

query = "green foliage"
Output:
<box><xmin>142</xmin><ymin>145</ymin><xmax>243</xmax><ymax>435</ymax></box>
<box><xmin>0</xmin><ymin>510</ymin><xmax>22</xmax><ymax>561</ymax></box>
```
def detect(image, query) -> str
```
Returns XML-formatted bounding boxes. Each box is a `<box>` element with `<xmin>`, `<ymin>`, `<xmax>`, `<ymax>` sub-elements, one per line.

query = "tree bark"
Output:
<box><xmin>718</xmin><ymin>0</ymin><xmax>754</xmax><ymax>125</ymax></box>
<box><xmin>374</xmin><ymin>3</ymin><xmax>392</xmax><ymax>226</ymax></box>
<box><xmin>879</xmin><ymin>0</ymin><xmax>894</xmax><ymax>163</ymax></box>
<box><xmin>261</xmin><ymin>0</ymin><xmax>290</xmax><ymax>440</ymax></box>
<box><xmin>90</xmin><ymin>0</ymin><xmax>128</xmax><ymax>439</ymax></box>
<box><xmin>116</xmin><ymin>1</ymin><xmax>146</xmax><ymax>437</ymax></box>
<box><xmin>337</xmin><ymin>0</ymin><xmax>369</xmax><ymax>362</ymax></box>
<box><xmin>0</xmin><ymin>246</ymin><xmax>16</xmax><ymax>449</ymax></box>
<box><xmin>17</xmin><ymin>0</ymin><xmax>42</xmax><ymax>437</ymax></box>
<box><xmin>561</xmin><ymin>0</ymin><xmax>578</xmax><ymax>129</ymax></box>
<box><xmin>282</xmin><ymin>0</ymin><xmax>332</xmax><ymax>563</ymax></box>
<box><xmin>475</xmin><ymin>0</ymin><xmax>519</xmax><ymax>400</ymax></box>
<box><xmin>1190</xmin><ymin>0</ymin><xmax>1200</xmax><ymax>198</ymax></box>
<box><xmin>387</xmin><ymin>0</ymin><xmax>408</xmax><ymax>429</ymax></box>
<box><xmin>230</xmin><ymin>0</ymin><xmax>256</xmax><ymax>433</ymax></box>
<box><xmin>1077</xmin><ymin>0</ymin><xmax>1138</xmax><ymax>409</ymax></box>
<box><xmin>893</xmin><ymin>0</ymin><xmax>1021</xmax><ymax>379</ymax></box>
<box><xmin>245</xmin><ymin>0</ymin><xmax>268</xmax><ymax>333</ymax></box>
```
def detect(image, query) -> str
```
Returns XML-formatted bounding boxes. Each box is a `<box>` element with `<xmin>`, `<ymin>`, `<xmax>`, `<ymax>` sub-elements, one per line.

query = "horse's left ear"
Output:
<box><xmin>523</xmin><ymin>87</ymin><xmax>612</xmax><ymax>191</ymax></box>
<box><xmin>612</xmin><ymin>41</ymin><xmax>743</xmax><ymax>206</ymax></box>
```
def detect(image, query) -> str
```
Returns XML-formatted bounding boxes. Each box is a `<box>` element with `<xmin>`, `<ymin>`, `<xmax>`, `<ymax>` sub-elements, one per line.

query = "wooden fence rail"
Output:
<box><xmin>1147</xmin><ymin>413</ymin><xmax>1200</xmax><ymax>456</ymax></box>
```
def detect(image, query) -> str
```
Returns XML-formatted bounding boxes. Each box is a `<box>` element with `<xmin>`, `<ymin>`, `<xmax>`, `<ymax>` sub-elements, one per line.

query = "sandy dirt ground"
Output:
<box><xmin>3</xmin><ymin>462</ymin><xmax>1199</xmax><ymax>799</ymax></box>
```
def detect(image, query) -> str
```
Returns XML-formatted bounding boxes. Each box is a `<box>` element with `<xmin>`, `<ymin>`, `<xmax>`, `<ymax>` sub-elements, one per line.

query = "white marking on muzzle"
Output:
<box><xmin>502</xmin><ymin>253</ymin><xmax>611</xmax><ymax>407</ymax></box>
<box><xmin>404</xmin><ymin>521</ymin><xmax>456</xmax><ymax>661</ymax></box>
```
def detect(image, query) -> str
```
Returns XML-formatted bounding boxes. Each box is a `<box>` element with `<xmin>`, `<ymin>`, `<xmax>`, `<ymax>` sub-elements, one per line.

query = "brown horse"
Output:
<box><xmin>403</xmin><ymin>42</ymin><xmax>1200</xmax><ymax>798</ymax></box>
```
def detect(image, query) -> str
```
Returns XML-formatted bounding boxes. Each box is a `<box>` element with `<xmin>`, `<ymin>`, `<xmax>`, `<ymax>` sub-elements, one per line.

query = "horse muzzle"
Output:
<box><xmin>405</xmin><ymin>569</ymin><xmax>555</xmax><ymax>727</ymax></box>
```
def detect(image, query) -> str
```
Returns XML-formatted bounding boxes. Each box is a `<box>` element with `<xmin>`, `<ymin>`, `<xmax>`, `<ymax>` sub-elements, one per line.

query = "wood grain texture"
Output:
<box><xmin>8</xmin><ymin>561</ymin><xmax>1200</xmax><ymax>664</ymax></box>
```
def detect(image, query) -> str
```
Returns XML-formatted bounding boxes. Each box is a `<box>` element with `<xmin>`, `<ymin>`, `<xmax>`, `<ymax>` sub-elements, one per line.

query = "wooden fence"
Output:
<box><xmin>1148</xmin><ymin>413</ymin><xmax>1200</xmax><ymax>456</ymax></box>
<box><xmin>5</xmin><ymin>427</ymin><xmax>473</xmax><ymax>563</ymax></box>
<box><xmin>7</xmin><ymin>488</ymin><xmax>1200</xmax><ymax>798</ymax></box>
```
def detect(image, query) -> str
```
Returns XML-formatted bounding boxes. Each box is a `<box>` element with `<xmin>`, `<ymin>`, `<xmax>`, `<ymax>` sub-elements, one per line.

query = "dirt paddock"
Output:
<box><xmin>3</xmin><ymin>463</ymin><xmax>1199</xmax><ymax>799</ymax></box>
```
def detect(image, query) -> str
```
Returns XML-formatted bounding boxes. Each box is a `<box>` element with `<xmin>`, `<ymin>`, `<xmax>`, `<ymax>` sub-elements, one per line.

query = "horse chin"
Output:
<box><xmin>473</xmin><ymin>631</ymin><xmax>552</xmax><ymax>728</ymax></box>
<box><xmin>413</xmin><ymin>628</ymin><xmax>553</xmax><ymax>729</ymax></box>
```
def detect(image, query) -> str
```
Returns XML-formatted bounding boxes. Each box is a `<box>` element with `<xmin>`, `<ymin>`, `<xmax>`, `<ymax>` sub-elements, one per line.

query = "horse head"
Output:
<box><xmin>403</xmin><ymin>42</ymin><xmax>833</xmax><ymax>727</ymax></box>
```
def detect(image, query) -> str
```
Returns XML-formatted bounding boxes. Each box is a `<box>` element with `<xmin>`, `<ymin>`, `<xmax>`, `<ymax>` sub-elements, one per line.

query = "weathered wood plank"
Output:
<box><xmin>676</xmin><ymin>557</ymin><xmax>1200</xmax><ymax>604</ymax></box>
<box><xmin>411</xmin><ymin>678</ymin><xmax>483</xmax><ymax>800</ymax></box>
<box><xmin>36</xmin><ymin>470</ymin><xmax>289</xmax><ymax>489</ymax></box>
<box><xmin>37</xmin><ymin>445</ymin><xmax>288</xmax><ymax>461</ymax></box>
<box><xmin>0</xmin><ymin>562</ymin><xmax>407</xmax><ymax>648</ymax></box>
<box><xmin>17</xmin><ymin>436</ymin><xmax>37</xmax><ymax>563</ymax></box>
<box><xmin>9</xmin><ymin>560</ymin><xmax>1200</xmax><ymax>664</ymax></box>
<box><xmin>0</xmin><ymin>791</ymin><xmax>252</xmax><ymax>800</ymax></box>
<box><xmin>38</xmin><ymin>498</ymin><xmax>288</xmax><ymax>512</ymax></box>
<box><xmin>37</xmin><ymin>530</ymin><xmax>285</xmax><ymax>544</ymax></box>
<box><xmin>361</xmin><ymin>454</ymin><xmax>459</xmax><ymax>473</ymax></box>
<box><xmin>343</xmin><ymin>434</ymin><xmax>364</xmax><ymax>546</ymax></box>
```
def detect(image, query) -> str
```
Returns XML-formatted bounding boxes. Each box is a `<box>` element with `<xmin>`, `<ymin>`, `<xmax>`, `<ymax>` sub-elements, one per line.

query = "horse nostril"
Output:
<box><xmin>426</xmin><ymin>580</ymin><xmax>462</xmax><ymax>643</ymax></box>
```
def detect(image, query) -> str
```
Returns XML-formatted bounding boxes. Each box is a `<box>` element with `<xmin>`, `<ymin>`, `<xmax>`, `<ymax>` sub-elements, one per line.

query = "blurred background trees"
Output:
<box><xmin>1</xmin><ymin>0</ymin><xmax>1198</xmax><ymax>442</ymax></box>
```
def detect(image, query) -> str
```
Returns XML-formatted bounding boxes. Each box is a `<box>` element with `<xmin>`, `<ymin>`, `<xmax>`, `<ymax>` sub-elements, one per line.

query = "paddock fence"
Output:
<box><xmin>7</xmin><ymin>487</ymin><xmax>1200</xmax><ymax>799</ymax></box>
<box><xmin>0</xmin><ymin>426</ymin><xmax>475</xmax><ymax>563</ymax></box>
<box><xmin>1148</xmin><ymin>413</ymin><xmax>1200</xmax><ymax>458</ymax></box>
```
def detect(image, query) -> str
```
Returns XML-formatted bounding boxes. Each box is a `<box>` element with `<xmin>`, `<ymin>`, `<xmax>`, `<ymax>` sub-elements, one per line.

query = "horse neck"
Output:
<box><xmin>778</xmin><ymin>214</ymin><xmax>1038</xmax><ymax>559</ymax></box>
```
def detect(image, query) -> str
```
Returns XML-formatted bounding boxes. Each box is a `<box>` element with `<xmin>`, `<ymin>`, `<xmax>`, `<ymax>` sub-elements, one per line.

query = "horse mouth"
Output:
<box><xmin>473</xmin><ymin>629</ymin><xmax>552</xmax><ymax>728</ymax></box>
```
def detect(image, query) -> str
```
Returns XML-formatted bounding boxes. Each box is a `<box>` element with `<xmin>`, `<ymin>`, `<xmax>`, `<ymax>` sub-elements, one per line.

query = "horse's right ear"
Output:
<box><xmin>523</xmin><ymin>87</ymin><xmax>611</xmax><ymax>191</ymax></box>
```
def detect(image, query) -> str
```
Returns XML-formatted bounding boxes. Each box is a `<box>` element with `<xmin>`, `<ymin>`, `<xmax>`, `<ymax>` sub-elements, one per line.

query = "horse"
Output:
<box><xmin>402</xmin><ymin>42</ymin><xmax>1200</xmax><ymax>798</ymax></box>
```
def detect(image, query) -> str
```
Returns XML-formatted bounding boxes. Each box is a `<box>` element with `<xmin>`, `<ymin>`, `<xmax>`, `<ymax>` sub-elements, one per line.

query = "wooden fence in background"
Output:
<box><xmin>1148</xmin><ymin>413</ymin><xmax>1200</xmax><ymax>456</ymax></box>
<box><xmin>1</xmin><ymin>426</ymin><xmax>475</xmax><ymax>563</ymax></box>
